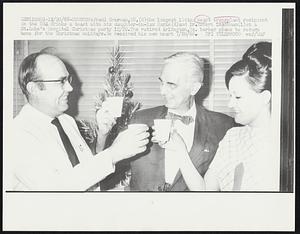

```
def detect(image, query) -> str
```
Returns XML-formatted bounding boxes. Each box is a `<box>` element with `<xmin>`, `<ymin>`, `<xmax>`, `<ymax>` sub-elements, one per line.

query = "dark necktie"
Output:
<box><xmin>51</xmin><ymin>117</ymin><xmax>80</xmax><ymax>167</ymax></box>
<box><xmin>165</xmin><ymin>112</ymin><xmax>194</xmax><ymax>125</ymax></box>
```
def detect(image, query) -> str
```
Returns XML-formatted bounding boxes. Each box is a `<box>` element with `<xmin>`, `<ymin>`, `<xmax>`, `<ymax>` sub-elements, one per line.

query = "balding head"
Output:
<box><xmin>18</xmin><ymin>52</ymin><xmax>73</xmax><ymax>117</ymax></box>
<box><xmin>35</xmin><ymin>54</ymin><xmax>68</xmax><ymax>82</ymax></box>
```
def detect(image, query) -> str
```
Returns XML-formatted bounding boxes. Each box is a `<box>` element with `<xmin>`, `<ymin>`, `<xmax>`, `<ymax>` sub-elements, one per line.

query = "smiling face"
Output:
<box><xmin>33</xmin><ymin>54</ymin><xmax>73</xmax><ymax>117</ymax></box>
<box><xmin>159</xmin><ymin>62</ymin><xmax>198</xmax><ymax>114</ymax></box>
<box><xmin>228</xmin><ymin>75</ymin><xmax>270</xmax><ymax>126</ymax></box>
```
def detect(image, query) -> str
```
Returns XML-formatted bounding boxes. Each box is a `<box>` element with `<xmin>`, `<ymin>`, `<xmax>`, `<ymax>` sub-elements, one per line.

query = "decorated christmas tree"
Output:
<box><xmin>79</xmin><ymin>45</ymin><xmax>141</xmax><ymax>145</ymax></box>
<box><xmin>96</xmin><ymin>45</ymin><xmax>141</xmax><ymax>147</ymax></box>
<box><xmin>77</xmin><ymin>45</ymin><xmax>141</xmax><ymax>189</ymax></box>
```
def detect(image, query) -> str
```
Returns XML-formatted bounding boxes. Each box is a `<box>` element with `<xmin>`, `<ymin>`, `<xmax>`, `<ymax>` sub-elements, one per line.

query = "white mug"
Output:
<box><xmin>102</xmin><ymin>96</ymin><xmax>124</xmax><ymax>117</ymax></box>
<box><xmin>153</xmin><ymin>119</ymin><xmax>172</xmax><ymax>143</ymax></box>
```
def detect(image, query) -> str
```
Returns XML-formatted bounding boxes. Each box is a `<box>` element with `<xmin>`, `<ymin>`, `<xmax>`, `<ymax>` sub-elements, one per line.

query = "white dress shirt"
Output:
<box><xmin>165</xmin><ymin>102</ymin><xmax>196</xmax><ymax>184</ymax></box>
<box><xmin>8</xmin><ymin>104</ymin><xmax>115</xmax><ymax>191</ymax></box>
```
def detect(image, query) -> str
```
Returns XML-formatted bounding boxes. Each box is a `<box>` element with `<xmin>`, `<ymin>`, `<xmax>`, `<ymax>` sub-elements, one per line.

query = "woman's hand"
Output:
<box><xmin>153</xmin><ymin>127</ymin><xmax>206</xmax><ymax>191</ymax></box>
<box><xmin>152</xmin><ymin>126</ymin><xmax>188</xmax><ymax>156</ymax></box>
<box><xmin>165</xmin><ymin>130</ymin><xmax>187</xmax><ymax>151</ymax></box>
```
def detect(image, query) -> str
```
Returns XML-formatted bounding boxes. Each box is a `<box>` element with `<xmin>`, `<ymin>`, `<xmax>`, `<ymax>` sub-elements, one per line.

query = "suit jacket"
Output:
<box><xmin>129</xmin><ymin>104</ymin><xmax>236</xmax><ymax>191</ymax></box>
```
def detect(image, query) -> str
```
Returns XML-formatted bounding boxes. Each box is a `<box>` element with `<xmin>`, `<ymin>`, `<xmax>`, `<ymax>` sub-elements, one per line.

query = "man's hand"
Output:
<box><xmin>109</xmin><ymin>124</ymin><xmax>150</xmax><ymax>164</ymax></box>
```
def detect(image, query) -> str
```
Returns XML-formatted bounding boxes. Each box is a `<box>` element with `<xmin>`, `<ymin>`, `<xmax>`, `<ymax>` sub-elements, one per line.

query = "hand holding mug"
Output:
<box><xmin>110</xmin><ymin>124</ymin><xmax>150</xmax><ymax>163</ymax></box>
<box><xmin>162</xmin><ymin>129</ymin><xmax>188</xmax><ymax>152</ymax></box>
<box><xmin>161</xmin><ymin>130</ymin><xmax>190</xmax><ymax>164</ymax></box>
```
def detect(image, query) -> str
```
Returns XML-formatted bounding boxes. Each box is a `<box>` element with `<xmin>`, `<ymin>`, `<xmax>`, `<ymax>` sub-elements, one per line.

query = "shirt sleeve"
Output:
<box><xmin>62</xmin><ymin>149</ymin><xmax>116</xmax><ymax>191</ymax></box>
<box><xmin>12</xmin><ymin>130</ymin><xmax>116</xmax><ymax>191</ymax></box>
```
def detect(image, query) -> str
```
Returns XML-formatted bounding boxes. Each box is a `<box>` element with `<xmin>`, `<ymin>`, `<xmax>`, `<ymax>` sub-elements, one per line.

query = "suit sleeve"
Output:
<box><xmin>129</xmin><ymin>111</ymin><xmax>140</xmax><ymax>124</ymax></box>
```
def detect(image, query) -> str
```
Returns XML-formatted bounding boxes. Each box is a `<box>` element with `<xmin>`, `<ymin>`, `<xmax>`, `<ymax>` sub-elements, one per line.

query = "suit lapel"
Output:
<box><xmin>158</xmin><ymin>106</ymin><xmax>168</xmax><ymax>119</ymax></box>
<box><xmin>189</xmin><ymin>106</ymin><xmax>208</xmax><ymax>170</ymax></box>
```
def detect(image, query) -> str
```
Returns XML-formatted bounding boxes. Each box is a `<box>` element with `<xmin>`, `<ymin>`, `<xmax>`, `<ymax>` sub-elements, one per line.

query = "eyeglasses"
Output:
<box><xmin>33</xmin><ymin>75</ymin><xmax>72</xmax><ymax>85</ymax></box>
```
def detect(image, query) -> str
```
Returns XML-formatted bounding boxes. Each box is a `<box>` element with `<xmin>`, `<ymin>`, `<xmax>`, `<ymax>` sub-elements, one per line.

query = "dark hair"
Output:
<box><xmin>225</xmin><ymin>41</ymin><xmax>272</xmax><ymax>93</ymax></box>
<box><xmin>18</xmin><ymin>52</ymin><xmax>44</xmax><ymax>100</ymax></box>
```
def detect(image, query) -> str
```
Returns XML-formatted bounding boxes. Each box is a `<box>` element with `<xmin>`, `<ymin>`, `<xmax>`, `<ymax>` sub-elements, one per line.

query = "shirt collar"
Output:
<box><xmin>22</xmin><ymin>103</ymin><xmax>56</xmax><ymax>124</ymax></box>
<box><xmin>168</xmin><ymin>100</ymin><xmax>196</xmax><ymax>119</ymax></box>
<box><xmin>184</xmin><ymin>101</ymin><xmax>196</xmax><ymax>119</ymax></box>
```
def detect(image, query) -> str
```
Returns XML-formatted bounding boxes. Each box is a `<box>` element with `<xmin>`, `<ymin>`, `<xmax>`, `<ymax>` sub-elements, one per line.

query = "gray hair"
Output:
<box><xmin>164</xmin><ymin>52</ymin><xmax>204</xmax><ymax>83</ymax></box>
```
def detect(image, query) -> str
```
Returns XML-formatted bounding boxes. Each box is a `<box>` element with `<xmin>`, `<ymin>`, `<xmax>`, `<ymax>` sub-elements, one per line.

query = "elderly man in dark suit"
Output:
<box><xmin>129</xmin><ymin>52</ymin><xmax>235</xmax><ymax>191</ymax></box>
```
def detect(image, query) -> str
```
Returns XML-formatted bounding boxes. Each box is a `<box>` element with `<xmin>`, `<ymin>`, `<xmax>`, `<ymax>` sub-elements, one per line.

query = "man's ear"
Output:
<box><xmin>191</xmin><ymin>82</ymin><xmax>202</xmax><ymax>96</ymax></box>
<box><xmin>26</xmin><ymin>82</ymin><xmax>39</xmax><ymax>96</ymax></box>
<box><xmin>261</xmin><ymin>90</ymin><xmax>271</xmax><ymax>104</ymax></box>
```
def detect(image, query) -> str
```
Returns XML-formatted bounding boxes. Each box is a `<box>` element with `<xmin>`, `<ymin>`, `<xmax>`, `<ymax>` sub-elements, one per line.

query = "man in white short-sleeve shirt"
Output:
<box><xmin>8</xmin><ymin>52</ymin><xmax>149</xmax><ymax>191</ymax></box>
